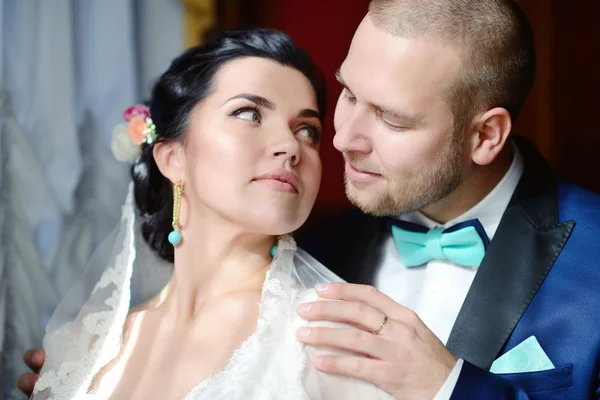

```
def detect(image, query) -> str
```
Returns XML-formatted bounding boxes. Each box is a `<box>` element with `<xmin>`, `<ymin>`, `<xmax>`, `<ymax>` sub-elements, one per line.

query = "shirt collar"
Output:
<box><xmin>397</xmin><ymin>140</ymin><xmax>524</xmax><ymax>241</ymax></box>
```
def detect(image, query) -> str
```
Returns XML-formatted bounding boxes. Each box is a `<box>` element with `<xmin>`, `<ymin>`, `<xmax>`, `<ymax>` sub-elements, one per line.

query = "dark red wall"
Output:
<box><xmin>277</xmin><ymin>1</ymin><xmax>371</xmax><ymax>213</ymax></box>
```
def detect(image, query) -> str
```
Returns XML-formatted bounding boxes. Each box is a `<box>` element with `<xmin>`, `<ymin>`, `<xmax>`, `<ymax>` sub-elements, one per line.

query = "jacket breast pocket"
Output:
<box><xmin>497</xmin><ymin>364</ymin><xmax>573</xmax><ymax>393</ymax></box>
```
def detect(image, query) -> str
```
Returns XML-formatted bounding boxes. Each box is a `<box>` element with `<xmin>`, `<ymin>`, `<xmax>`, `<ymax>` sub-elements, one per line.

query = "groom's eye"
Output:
<box><xmin>381</xmin><ymin>119</ymin><xmax>408</xmax><ymax>131</ymax></box>
<box><xmin>376</xmin><ymin>110</ymin><xmax>410</xmax><ymax>132</ymax></box>
<box><xmin>342</xmin><ymin>89</ymin><xmax>357</xmax><ymax>105</ymax></box>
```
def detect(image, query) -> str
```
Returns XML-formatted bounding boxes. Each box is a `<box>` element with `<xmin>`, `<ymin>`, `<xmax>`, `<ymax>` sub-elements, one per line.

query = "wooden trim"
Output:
<box><xmin>181</xmin><ymin>0</ymin><xmax>216</xmax><ymax>48</ymax></box>
<box><xmin>211</xmin><ymin>0</ymin><xmax>281</xmax><ymax>35</ymax></box>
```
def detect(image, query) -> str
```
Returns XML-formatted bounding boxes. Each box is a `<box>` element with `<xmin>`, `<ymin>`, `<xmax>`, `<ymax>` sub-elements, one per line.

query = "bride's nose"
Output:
<box><xmin>272</xmin><ymin>132</ymin><xmax>300</xmax><ymax>166</ymax></box>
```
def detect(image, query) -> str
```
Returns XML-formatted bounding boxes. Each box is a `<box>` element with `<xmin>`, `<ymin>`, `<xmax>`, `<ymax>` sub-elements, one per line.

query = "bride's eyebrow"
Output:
<box><xmin>223</xmin><ymin>93</ymin><xmax>275</xmax><ymax>110</ymax></box>
<box><xmin>297</xmin><ymin>109</ymin><xmax>321</xmax><ymax>121</ymax></box>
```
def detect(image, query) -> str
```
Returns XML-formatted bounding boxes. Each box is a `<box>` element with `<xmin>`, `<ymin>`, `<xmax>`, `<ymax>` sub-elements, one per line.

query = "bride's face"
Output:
<box><xmin>177</xmin><ymin>56</ymin><xmax>322</xmax><ymax>235</ymax></box>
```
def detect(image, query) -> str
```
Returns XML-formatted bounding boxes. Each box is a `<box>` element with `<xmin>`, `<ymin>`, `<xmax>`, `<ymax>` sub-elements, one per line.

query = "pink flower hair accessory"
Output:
<box><xmin>123</xmin><ymin>104</ymin><xmax>151</xmax><ymax>122</ymax></box>
<box><xmin>111</xmin><ymin>104</ymin><xmax>158</xmax><ymax>163</ymax></box>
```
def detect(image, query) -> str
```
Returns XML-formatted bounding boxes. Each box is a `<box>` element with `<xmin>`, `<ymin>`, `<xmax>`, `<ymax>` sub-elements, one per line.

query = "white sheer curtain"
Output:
<box><xmin>0</xmin><ymin>90</ymin><xmax>60</xmax><ymax>400</ymax></box>
<box><xmin>0</xmin><ymin>1</ymin><xmax>183</xmax><ymax>398</ymax></box>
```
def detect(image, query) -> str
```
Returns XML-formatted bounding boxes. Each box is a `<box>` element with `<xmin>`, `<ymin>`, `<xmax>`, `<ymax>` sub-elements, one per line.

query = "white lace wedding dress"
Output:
<box><xmin>31</xmin><ymin>185</ymin><xmax>393</xmax><ymax>400</ymax></box>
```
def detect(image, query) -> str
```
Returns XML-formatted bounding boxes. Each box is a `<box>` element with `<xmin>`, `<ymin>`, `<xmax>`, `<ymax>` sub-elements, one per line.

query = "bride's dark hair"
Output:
<box><xmin>132</xmin><ymin>28</ymin><xmax>327</xmax><ymax>263</ymax></box>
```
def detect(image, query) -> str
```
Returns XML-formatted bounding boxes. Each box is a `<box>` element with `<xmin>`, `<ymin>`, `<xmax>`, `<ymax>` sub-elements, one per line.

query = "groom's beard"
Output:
<box><xmin>344</xmin><ymin>134</ymin><xmax>463</xmax><ymax>217</ymax></box>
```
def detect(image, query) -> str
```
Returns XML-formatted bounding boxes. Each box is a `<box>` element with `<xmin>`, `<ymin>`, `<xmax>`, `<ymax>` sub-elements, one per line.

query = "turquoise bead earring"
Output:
<box><xmin>168</xmin><ymin>179</ymin><xmax>183</xmax><ymax>246</ymax></box>
<box><xmin>270</xmin><ymin>235</ymin><xmax>283</xmax><ymax>257</ymax></box>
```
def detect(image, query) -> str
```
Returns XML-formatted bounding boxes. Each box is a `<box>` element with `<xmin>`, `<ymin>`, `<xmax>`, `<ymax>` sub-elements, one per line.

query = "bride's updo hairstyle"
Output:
<box><xmin>132</xmin><ymin>28</ymin><xmax>326</xmax><ymax>263</ymax></box>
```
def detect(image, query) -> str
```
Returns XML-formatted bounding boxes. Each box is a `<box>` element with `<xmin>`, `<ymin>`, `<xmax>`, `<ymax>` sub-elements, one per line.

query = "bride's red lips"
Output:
<box><xmin>253</xmin><ymin>169</ymin><xmax>300</xmax><ymax>193</ymax></box>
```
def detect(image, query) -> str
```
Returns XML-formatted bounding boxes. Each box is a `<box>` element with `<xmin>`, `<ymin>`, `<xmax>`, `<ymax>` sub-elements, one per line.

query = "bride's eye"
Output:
<box><xmin>231</xmin><ymin>107</ymin><xmax>262</xmax><ymax>123</ymax></box>
<box><xmin>296</xmin><ymin>125</ymin><xmax>322</xmax><ymax>143</ymax></box>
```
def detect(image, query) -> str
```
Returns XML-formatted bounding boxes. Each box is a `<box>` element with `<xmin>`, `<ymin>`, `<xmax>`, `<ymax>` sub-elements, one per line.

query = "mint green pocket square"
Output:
<box><xmin>490</xmin><ymin>336</ymin><xmax>555</xmax><ymax>374</ymax></box>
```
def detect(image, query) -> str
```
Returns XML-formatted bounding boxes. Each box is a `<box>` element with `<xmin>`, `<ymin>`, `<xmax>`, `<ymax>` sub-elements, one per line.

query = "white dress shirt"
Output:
<box><xmin>373</xmin><ymin>143</ymin><xmax>524</xmax><ymax>398</ymax></box>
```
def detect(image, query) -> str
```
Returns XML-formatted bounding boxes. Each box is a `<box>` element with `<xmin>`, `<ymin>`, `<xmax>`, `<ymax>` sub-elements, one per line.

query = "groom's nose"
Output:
<box><xmin>333</xmin><ymin>105</ymin><xmax>372</xmax><ymax>155</ymax></box>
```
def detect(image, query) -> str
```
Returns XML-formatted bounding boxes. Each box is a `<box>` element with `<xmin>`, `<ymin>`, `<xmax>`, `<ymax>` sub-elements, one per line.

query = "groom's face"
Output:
<box><xmin>333</xmin><ymin>15</ymin><xmax>469</xmax><ymax>216</ymax></box>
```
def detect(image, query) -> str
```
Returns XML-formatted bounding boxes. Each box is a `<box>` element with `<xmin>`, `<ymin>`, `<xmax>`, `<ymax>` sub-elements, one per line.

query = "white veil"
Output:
<box><xmin>32</xmin><ymin>182</ymin><xmax>393</xmax><ymax>399</ymax></box>
<box><xmin>31</xmin><ymin>183</ymin><xmax>170</xmax><ymax>399</ymax></box>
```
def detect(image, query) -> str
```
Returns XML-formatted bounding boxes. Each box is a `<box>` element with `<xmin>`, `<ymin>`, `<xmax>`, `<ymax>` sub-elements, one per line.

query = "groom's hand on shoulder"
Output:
<box><xmin>296</xmin><ymin>282</ymin><xmax>457</xmax><ymax>400</ymax></box>
<box><xmin>18</xmin><ymin>348</ymin><xmax>45</xmax><ymax>396</ymax></box>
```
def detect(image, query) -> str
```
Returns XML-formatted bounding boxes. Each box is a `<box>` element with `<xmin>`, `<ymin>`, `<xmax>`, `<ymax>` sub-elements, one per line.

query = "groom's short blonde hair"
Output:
<box><xmin>368</xmin><ymin>0</ymin><xmax>536</xmax><ymax>134</ymax></box>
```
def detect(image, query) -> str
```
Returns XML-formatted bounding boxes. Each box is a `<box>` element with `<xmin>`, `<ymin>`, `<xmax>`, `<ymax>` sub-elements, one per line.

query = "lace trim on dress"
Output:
<box><xmin>185</xmin><ymin>238</ymin><xmax>308</xmax><ymax>399</ymax></box>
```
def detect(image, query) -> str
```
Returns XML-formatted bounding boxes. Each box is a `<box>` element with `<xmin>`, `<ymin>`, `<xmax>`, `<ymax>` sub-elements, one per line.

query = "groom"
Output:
<box><xmin>19</xmin><ymin>0</ymin><xmax>600</xmax><ymax>399</ymax></box>
<box><xmin>293</xmin><ymin>0</ymin><xmax>600</xmax><ymax>399</ymax></box>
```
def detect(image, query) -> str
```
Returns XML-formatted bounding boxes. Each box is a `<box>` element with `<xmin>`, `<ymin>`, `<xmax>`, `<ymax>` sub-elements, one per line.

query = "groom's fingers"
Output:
<box><xmin>296</xmin><ymin>326</ymin><xmax>392</xmax><ymax>360</ymax></box>
<box><xmin>19</xmin><ymin>349</ymin><xmax>44</xmax><ymax>396</ymax></box>
<box><xmin>315</xmin><ymin>283</ymin><xmax>399</xmax><ymax>315</ymax></box>
<box><xmin>297</xmin><ymin>299</ymin><xmax>386</xmax><ymax>333</ymax></box>
<box><xmin>18</xmin><ymin>372</ymin><xmax>39</xmax><ymax>396</ymax></box>
<box><xmin>313</xmin><ymin>283</ymin><xmax>422</xmax><ymax>331</ymax></box>
<box><xmin>23</xmin><ymin>348</ymin><xmax>45</xmax><ymax>372</ymax></box>
<box><xmin>310</xmin><ymin>354</ymin><xmax>391</xmax><ymax>389</ymax></box>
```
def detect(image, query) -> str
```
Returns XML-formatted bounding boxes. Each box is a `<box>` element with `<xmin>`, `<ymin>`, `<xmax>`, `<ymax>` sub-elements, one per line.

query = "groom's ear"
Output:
<box><xmin>153</xmin><ymin>141</ymin><xmax>185</xmax><ymax>183</ymax></box>
<box><xmin>469</xmin><ymin>107</ymin><xmax>512</xmax><ymax>166</ymax></box>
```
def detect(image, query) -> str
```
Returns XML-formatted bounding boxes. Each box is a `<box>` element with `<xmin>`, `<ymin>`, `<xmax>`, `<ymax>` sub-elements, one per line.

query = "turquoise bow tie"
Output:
<box><xmin>391</xmin><ymin>219</ymin><xmax>489</xmax><ymax>267</ymax></box>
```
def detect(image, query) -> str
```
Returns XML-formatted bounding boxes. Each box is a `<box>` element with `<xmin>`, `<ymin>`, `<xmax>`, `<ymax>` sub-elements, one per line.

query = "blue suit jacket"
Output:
<box><xmin>298</xmin><ymin>137</ymin><xmax>600</xmax><ymax>399</ymax></box>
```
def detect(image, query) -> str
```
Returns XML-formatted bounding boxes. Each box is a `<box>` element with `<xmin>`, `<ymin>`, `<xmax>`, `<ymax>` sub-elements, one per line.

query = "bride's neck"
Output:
<box><xmin>160</xmin><ymin>211</ymin><xmax>274</xmax><ymax>324</ymax></box>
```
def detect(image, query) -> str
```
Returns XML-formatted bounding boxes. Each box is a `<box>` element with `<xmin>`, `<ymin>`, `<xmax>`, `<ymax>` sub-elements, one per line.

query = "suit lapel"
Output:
<box><xmin>355</xmin><ymin>218</ymin><xmax>391</xmax><ymax>285</ymax></box>
<box><xmin>446</xmin><ymin>136</ymin><xmax>575</xmax><ymax>369</ymax></box>
<box><xmin>339</xmin><ymin>215</ymin><xmax>390</xmax><ymax>285</ymax></box>
<box><xmin>308</xmin><ymin>210</ymin><xmax>390</xmax><ymax>286</ymax></box>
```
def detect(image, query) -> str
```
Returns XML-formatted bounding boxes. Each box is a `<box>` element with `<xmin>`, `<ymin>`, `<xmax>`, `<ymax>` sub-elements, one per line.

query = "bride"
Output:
<box><xmin>31</xmin><ymin>28</ymin><xmax>392</xmax><ymax>399</ymax></box>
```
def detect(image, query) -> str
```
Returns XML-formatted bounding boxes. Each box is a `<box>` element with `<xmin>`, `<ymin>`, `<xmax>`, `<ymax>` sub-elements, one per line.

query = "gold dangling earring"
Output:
<box><xmin>168</xmin><ymin>179</ymin><xmax>184</xmax><ymax>246</ymax></box>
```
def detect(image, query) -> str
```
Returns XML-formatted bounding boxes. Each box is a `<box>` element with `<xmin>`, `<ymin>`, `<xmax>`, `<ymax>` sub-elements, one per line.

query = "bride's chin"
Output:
<box><xmin>241</xmin><ymin>210</ymin><xmax>308</xmax><ymax>235</ymax></box>
<box><xmin>245</xmin><ymin>219</ymin><xmax>306</xmax><ymax>238</ymax></box>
